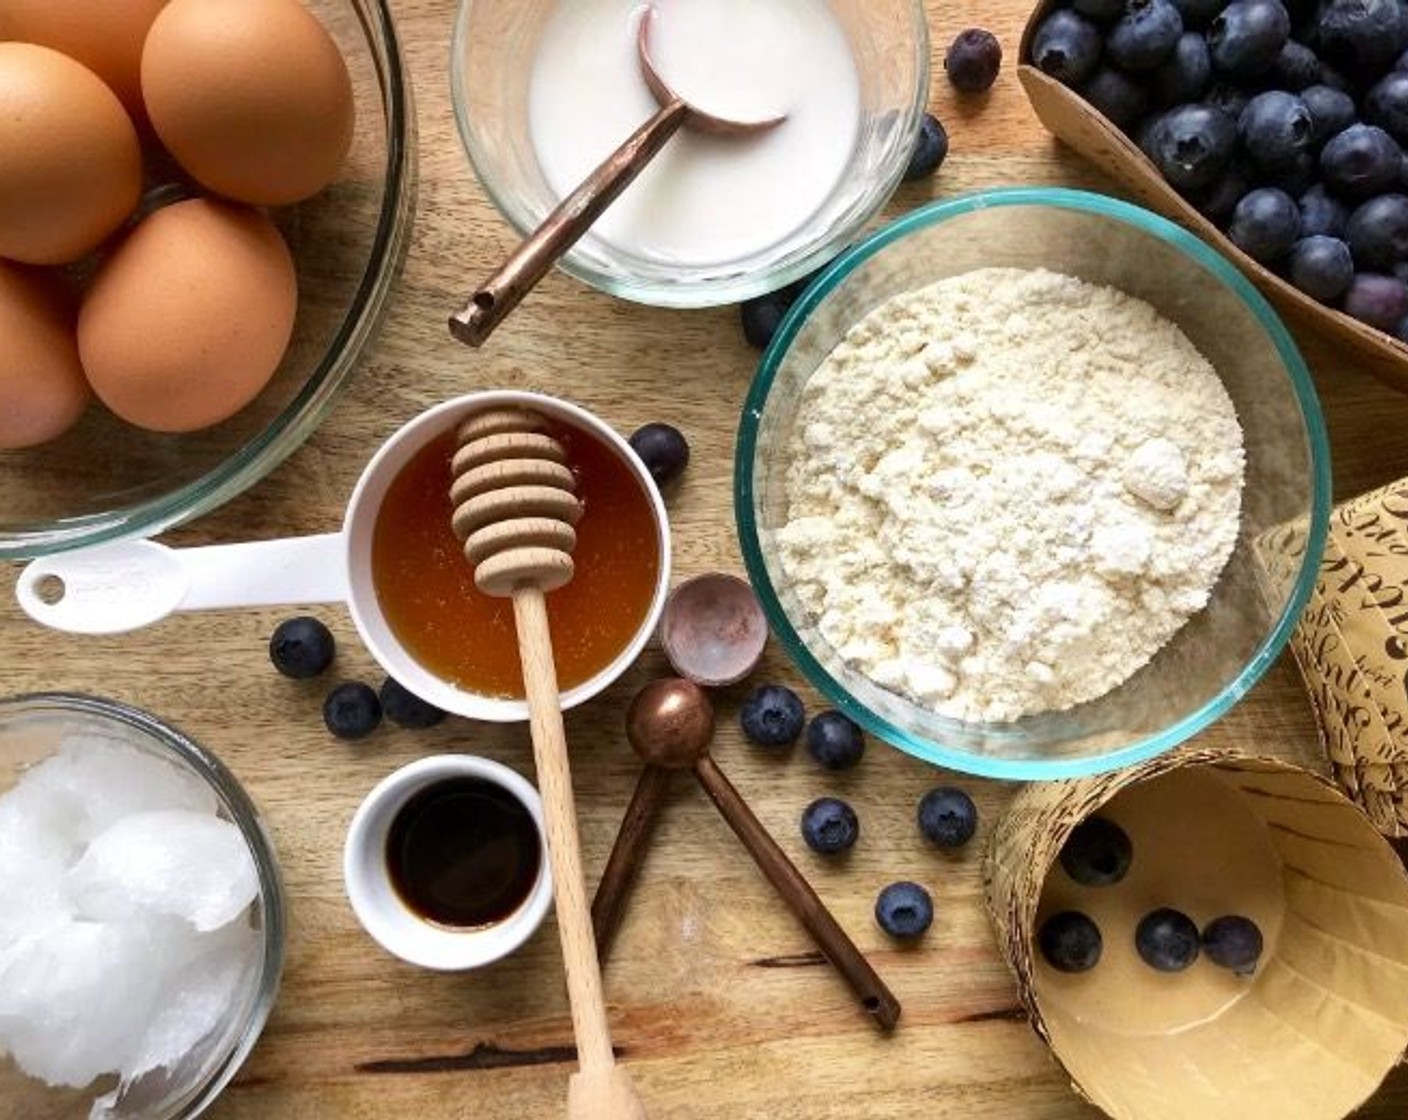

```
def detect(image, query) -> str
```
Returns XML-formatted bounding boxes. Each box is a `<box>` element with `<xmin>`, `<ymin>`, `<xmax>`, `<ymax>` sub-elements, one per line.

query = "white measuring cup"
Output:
<box><xmin>16</xmin><ymin>391</ymin><xmax>672</xmax><ymax>723</ymax></box>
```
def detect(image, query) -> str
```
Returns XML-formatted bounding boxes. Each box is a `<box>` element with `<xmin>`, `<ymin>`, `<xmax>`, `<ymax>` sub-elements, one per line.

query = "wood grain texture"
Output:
<box><xmin>4</xmin><ymin>0</ymin><xmax>1408</xmax><ymax>1116</ymax></box>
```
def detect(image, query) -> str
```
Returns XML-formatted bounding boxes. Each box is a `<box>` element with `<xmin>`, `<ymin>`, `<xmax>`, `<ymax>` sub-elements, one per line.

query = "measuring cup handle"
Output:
<box><xmin>16</xmin><ymin>534</ymin><xmax>348</xmax><ymax>635</ymax></box>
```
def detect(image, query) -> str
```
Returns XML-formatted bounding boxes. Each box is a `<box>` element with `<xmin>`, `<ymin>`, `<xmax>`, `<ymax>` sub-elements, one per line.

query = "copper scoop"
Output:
<box><xmin>449</xmin><ymin>3</ymin><xmax>787</xmax><ymax>347</ymax></box>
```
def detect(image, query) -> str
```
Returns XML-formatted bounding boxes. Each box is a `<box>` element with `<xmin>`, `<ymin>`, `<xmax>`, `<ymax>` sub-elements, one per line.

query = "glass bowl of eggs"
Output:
<box><xmin>0</xmin><ymin>0</ymin><xmax>414</xmax><ymax>560</ymax></box>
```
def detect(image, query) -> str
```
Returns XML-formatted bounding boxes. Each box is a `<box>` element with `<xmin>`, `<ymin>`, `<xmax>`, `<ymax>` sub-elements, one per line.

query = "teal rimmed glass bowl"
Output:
<box><xmin>736</xmin><ymin>188</ymin><xmax>1331</xmax><ymax>781</ymax></box>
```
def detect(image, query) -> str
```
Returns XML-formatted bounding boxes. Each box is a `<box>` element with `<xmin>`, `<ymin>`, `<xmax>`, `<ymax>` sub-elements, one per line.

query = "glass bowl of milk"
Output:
<box><xmin>451</xmin><ymin>0</ymin><xmax>930</xmax><ymax>306</ymax></box>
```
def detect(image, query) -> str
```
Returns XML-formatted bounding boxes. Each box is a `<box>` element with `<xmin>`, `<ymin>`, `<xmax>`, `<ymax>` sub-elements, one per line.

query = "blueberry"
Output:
<box><xmin>1300</xmin><ymin>84</ymin><xmax>1357</xmax><ymax>144</ymax></box>
<box><xmin>1206</xmin><ymin>81</ymin><xmax>1251</xmax><ymax>121</ymax></box>
<box><xmin>1321</xmin><ymin>124</ymin><xmax>1403</xmax><ymax>199</ymax></box>
<box><xmin>1038</xmin><ymin>911</ymin><xmax>1103</xmax><ymax>972</ymax></box>
<box><xmin>1367</xmin><ymin>72</ymin><xmax>1408</xmax><ymax>146</ymax></box>
<box><xmin>1397</xmin><ymin>44</ymin><xmax>1408</xmax><ymax>69</ymax></box>
<box><xmin>1396</xmin><ymin>312</ymin><xmax>1408</xmax><ymax>340</ymax></box>
<box><xmin>740</xmin><ymin>293</ymin><xmax>789</xmax><ymax>350</ymax></box>
<box><xmin>875</xmin><ymin>881</ymin><xmax>934</xmax><ymax>939</ymax></box>
<box><xmin>1171</xmin><ymin>0</ymin><xmax>1228</xmax><ymax>28</ymax></box>
<box><xmin>1316</xmin><ymin>0</ymin><xmax>1408</xmax><ymax>75</ymax></box>
<box><xmin>1081</xmin><ymin>65</ymin><xmax>1151</xmax><ymax>129</ymax></box>
<box><xmin>945</xmin><ymin>28</ymin><xmax>1003</xmax><ymax>92</ymax></box>
<box><xmin>1343</xmin><ymin>272</ymin><xmax>1408</xmax><ymax>328</ymax></box>
<box><xmin>1271</xmin><ymin>38</ymin><xmax>1321</xmax><ymax>88</ymax></box>
<box><xmin>800</xmin><ymin>797</ymin><xmax>859</xmax><ymax>854</ymax></box>
<box><xmin>1347</xmin><ymin>193</ymin><xmax>1408</xmax><ymax>269</ymax></box>
<box><xmin>1287</xmin><ymin>235</ymin><xmax>1355</xmax><ymax>300</ymax></box>
<box><xmin>903</xmin><ymin>112</ymin><xmax>949</xmax><ymax>181</ymax></box>
<box><xmin>323</xmin><ymin>682</ymin><xmax>382</xmax><ymax>740</ymax></box>
<box><xmin>1135</xmin><ymin>907</ymin><xmax>1201</xmax><ymax>971</ymax></box>
<box><xmin>1141</xmin><ymin>103</ymin><xmax>1237</xmax><ymax>193</ymax></box>
<box><xmin>1228</xmin><ymin>186</ymin><xmax>1301</xmax><ymax>260</ymax></box>
<box><xmin>1299</xmin><ymin>183</ymin><xmax>1349</xmax><ymax>236</ymax></box>
<box><xmin>1196</xmin><ymin>159</ymin><xmax>1254</xmax><ymax>220</ymax></box>
<box><xmin>1076</xmin><ymin>0</ymin><xmax>1128</xmax><ymax>22</ymax></box>
<box><xmin>1316</xmin><ymin>61</ymin><xmax>1355</xmax><ymax>92</ymax></box>
<box><xmin>1209</xmin><ymin>0</ymin><xmax>1291</xmax><ymax>77</ymax></box>
<box><xmin>379</xmin><ymin>677</ymin><xmax>446</xmax><ymax>729</ymax></box>
<box><xmin>628</xmin><ymin>422</ymin><xmax>690</xmax><ymax>488</ymax></box>
<box><xmin>740</xmin><ymin>684</ymin><xmax>805</xmax><ymax>748</ymax></box>
<box><xmin>1059</xmin><ymin>816</ymin><xmax>1133</xmax><ymax>886</ymax></box>
<box><xmin>915</xmin><ymin>786</ymin><xmax>979</xmax><ymax>848</ymax></box>
<box><xmin>1266</xmin><ymin>149</ymin><xmax>1318</xmax><ymax>195</ymax></box>
<box><xmin>1151</xmin><ymin>31</ymin><xmax>1213</xmax><ymax>105</ymax></box>
<box><xmin>1107</xmin><ymin>0</ymin><xmax>1185</xmax><ymax>69</ymax></box>
<box><xmin>1032</xmin><ymin>9</ymin><xmax>1105</xmax><ymax>86</ymax></box>
<box><xmin>1239</xmin><ymin>90</ymin><xmax>1313</xmax><ymax>169</ymax></box>
<box><xmin>1201</xmin><ymin>914</ymin><xmax>1264</xmax><ymax>974</ymax></box>
<box><xmin>268</xmin><ymin>616</ymin><xmax>335</xmax><ymax>679</ymax></box>
<box><xmin>806</xmin><ymin>710</ymin><xmax>866</xmax><ymax>769</ymax></box>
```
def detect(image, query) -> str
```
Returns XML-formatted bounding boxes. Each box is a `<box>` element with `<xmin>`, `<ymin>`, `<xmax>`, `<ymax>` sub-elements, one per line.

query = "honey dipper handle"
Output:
<box><xmin>511</xmin><ymin>588</ymin><xmax>648</xmax><ymax>1119</ymax></box>
<box><xmin>693</xmin><ymin>754</ymin><xmax>903</xmax><ymax>1032</ymax></box>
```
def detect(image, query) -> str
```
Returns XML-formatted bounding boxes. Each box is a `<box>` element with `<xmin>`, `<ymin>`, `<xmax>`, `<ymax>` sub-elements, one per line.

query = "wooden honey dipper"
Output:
<box><xmin>450</xmin><ymin>407</ymin><xmax>648</xmax><ymax>1120</ymax></box>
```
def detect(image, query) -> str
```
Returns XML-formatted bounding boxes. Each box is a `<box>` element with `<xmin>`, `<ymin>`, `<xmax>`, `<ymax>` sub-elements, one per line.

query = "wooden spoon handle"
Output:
<box><xmin>692</xmin><ymin>754</ymin><xmax>902</xmax><ymax>1032</ymax></box>
<box><xmin>592</xmin><ymin>764</ymin><xmax>674</xmax><ymax>964</ymax></box>
<box><xmin>450</xmin><ymin>98</ymin><xmax>689</xmax><ymax>348</ymax></box>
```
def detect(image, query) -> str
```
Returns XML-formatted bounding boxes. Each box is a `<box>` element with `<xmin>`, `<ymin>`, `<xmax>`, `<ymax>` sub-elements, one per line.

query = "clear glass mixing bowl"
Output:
<box><xmin>736</xmin><ymin>188</ymin><xmax>1332</xmax><ymax>781</ymax></box>
<box><xmin>450</xmin><ymin>0</ymin><xmax>929</xmax><ymax>307</ymax></box>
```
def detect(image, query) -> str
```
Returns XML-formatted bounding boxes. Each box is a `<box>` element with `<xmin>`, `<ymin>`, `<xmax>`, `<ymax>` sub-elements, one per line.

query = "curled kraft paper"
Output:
<box><xmin>1254</xmin><ymin>480</ymin><xmax>1408</xmax><ymax>837</ymax></box>
<box><xmin>985</xmin><ymin>749</ymin><xmax>1408</xmax><ymax>1120</ymax></box>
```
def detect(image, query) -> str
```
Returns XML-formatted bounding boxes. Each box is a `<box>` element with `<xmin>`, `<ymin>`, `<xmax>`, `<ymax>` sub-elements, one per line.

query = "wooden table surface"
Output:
<box><xmin>8</xmin><ymin>0</ymin><xmax>1408</xmax><ymax>1116</ymax></box>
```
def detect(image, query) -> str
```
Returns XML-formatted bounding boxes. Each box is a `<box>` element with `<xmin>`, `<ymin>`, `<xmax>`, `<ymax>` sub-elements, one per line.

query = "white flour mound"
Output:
<box><xmin>776</xmin><ymin>267</ymin><xmax>1245</xmax><ymax>723</ymax></box>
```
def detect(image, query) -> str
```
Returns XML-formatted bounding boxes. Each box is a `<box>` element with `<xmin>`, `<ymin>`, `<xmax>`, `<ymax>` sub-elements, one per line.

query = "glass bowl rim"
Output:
<box><xmin>0</xmin><ymin>0</ymin><xmax>416</xmax><ymax>563</ymax></box>
<box><xmin>0</xmin><ymin>690</ymin><xmax>287</xmax><ymax>1118</ymax></box>
<box><xmin>734</xmin><ymin>186</ymin><xmax>1333</xmax><ymax>781</ymax></box>
<box><xmin>448</xmin><ymin>0</ymin><xmax>931</xmax><ymax>308</ymax></box>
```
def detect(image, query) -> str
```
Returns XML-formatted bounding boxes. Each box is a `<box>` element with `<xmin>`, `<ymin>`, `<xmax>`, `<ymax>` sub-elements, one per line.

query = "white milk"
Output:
<box><xmin>528</xmin><ymin>0</ymin><xmax>861</xmax><ymax>267</ymax></box>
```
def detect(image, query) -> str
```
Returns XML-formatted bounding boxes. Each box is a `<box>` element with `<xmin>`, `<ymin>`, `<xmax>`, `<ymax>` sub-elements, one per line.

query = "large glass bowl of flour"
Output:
<box><xmin>0</xmin><ymin>693</ymin><xmax>285</xmax><ymax>1118</ymax></box>
<box><xmin>736</xmin><ymin>188</ymin><xmax>1331</xmax><ymax>781</ymax></box>
<box><xmin>450</xmin><ymin>0</ymin><xmax>929</xmax><ymax>307</ymax></box>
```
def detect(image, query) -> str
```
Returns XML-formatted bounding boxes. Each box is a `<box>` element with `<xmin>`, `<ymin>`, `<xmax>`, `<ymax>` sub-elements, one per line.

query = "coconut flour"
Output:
<box><xmin>776</xmin><ymin>267</ymin><xmax>1245</xmax><ymax>723</ymax></box>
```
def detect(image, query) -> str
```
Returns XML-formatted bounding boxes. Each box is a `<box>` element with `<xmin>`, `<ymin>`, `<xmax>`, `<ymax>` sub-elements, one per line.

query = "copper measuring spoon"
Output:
<box><xmin>449</xmin><ymin>4</ymin><xmax>787</xmax><ymax>347</ymax></box>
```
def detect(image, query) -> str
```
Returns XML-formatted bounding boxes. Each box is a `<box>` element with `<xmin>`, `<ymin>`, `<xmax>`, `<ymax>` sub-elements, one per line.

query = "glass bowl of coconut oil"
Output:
<box><xmin>736</xmin><ymin>188</ymin><xmax>1332</xmax><ymax>781</ymax></box>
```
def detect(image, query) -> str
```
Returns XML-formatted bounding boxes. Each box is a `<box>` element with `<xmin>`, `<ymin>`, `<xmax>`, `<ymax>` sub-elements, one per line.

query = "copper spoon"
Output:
<box><xmin>594</xmin><ymin>678</ymin><xmax>902</xmax><ymax>1032</ymax></box>
<box><xmin>449</xmin><ymin>4</ymin><xmax>787</xmax><ymax>348</ymax></box>
<box><xmin>450</xmin><ymin>407</ymin><xmax>648</xmax><ymax>1120</ymax></box>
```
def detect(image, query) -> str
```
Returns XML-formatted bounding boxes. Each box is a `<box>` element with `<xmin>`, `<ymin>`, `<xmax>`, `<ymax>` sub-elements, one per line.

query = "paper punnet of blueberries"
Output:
<box><xmin>1028</xmin><ymin>0</ymin><xmax>1408</xmax><ymax>338</ymax></box>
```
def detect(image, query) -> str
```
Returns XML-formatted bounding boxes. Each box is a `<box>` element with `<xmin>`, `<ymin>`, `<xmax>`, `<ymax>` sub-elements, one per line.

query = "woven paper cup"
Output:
<box><xmin>986</xmin><ymin>747</ymin><xmax>1408</xmax><ymax>1120</ymax></box>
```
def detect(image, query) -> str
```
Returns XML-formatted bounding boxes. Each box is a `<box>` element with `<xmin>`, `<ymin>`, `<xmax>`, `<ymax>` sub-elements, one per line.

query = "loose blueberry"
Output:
<box><xmin>268</xmin><ymin>616</ymin><xmax>335</xmax><ymax>679</ymax></box>
<box><xmin>323</xmin><ymin>682</ymin><xmax>382</xmax><ymax>740</ymax></box>
<box><xmin>1151</xmin><ymin>31</ymin><xmax>1213</xmax><ymax>105</ymax></box>
<box><xmin>1271</xmin><ymin>38</ymin><xmax>1321</xmax><ymax>88</ymax></box>
<box><xmin>379</xmin><ymin>677</ymin><xmax>446</xmax><ymax>730</ymax></box>
<box><xmin>740</xmin><ymin>292</ymin><xmax>789</xmax><ymax>350</ymax></box>
<box><xmin>800</xmin><ymin>797</ymin><xmax>859</xmax><ymax>854</ymax></box>
<box><xmin>875</xmin><ymin>881</ymin><xmax>934</xmax><ymax>939</ymax></box>
<box><xmin>945</xmin><ymin>28</ymin><xmax>1003</xmax><ymax>92</ymax></box>
<box><xmin>917</xmin><ymin>786</ymin><xmax>979</xmax><ymax>849</ymax></box>
<box><xmin>1239</xmin><ymin>90</ymin><xmax>1314</xmax><ymax>169</ymax></box>
<box><xmin>1135</xmin><ymin>907</ymin><xmax>1201</xmax><ymax>971</ymax></box>
<box><xmin>1300</xmin><ymin>84</ymin><xmax>1357</xmax><ymax>144</ymax></box>
<box><xmin>628</xmin><ymin>422</ymin><xmax>690</xmax><ymax>488</ymax></box>
<box><xmin>1141</xmin><ymin>103</ymin><xmax>1238</xmax><ymax>193</ymax></box>
<box><xmin>1321</xmin><ymin>124</ymin><xmax>1404</xmax><ymax>199</ymax></box>
<box><xmin>806</xmin><ymin>710</ymin><xmax>866</xmax><ymax>770</ymax></box>
<box><xmin>1059</xmin><ymin>816</ymin><xmax>1133</xmax><ymax>886</ymax></box>
<box><xmin>1288</xmin><ymin>235</ymin><xmax>1355</xmax><ymax>300</ymax></box>
<box><xmin>1081</xmin><ymin>65</ymin><xmax>1151</xmax><ymax>129</ymax></box>
<box><xmin>1038</xmin><ymin>911</ymin><xmax>1103</xmax><ymax>972</ymax></box>
<box><xmin>1107</xmin><ymin>0</ymin><xmax>1185</xmax><ymax>69</ymax></box>
<box><xmin>1316</xmin><ymin>0</ymin><xmax>1408</xmax><ymax>75</ymax></box>
<box><xmin>1347</xmin><ymin>193</ymin><xmax>1408</xmax><ymax>269</ymax></box>
<box><xmin>740</xmin><ymin>684</ymin><xmax>805</xmax><ymax>748</ymax></box>
<box><xmin>1300</xmin><ymin>184</ymin><xmax>1349</xmax><ymax>237</ymax></box>
<box><xmin>1343</xmin><ymin>272</ymin><xmax>1408</xmax><ymax>329</ymax></box>
<box><xmin>1367</xmin><ymin>72</ymin><xmax>1408</xmax><ymax>146</ymax></box>
<box><xmin>1171</xmin><ymin>0</ymin><xmax>1227</xmax><ymax>28</ymax></box>
<box><xmin>1208</xmin><ymin>0</ymin><xmax>1291</xmax><ymax>77</ymax></box>
<box><xmin>1201</xmin><ymin>914</ymin><xmax>1265</xmax><ymax>974</ymax></box>
<box><xmin>1228</xmin><ymin>186</ymin><xmax>1301</xmax><ymax>261</ymax></box>
<box><xmin>1032</xmin><ymin>9</ymin><xmax>1105</xmax><ymax>86</ymax></box>
<box><xmin>1075</xmin><ymin>0</ymin><xmax>1127</xmax><ymax>22</ymax></box>
<box><xmin>903</xmin><ymin>113</ymin><xmax>949</xmax><ymax>181</ymax></box>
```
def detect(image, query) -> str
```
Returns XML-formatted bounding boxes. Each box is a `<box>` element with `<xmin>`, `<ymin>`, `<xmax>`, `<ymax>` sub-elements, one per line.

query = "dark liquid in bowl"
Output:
<box><xmin>385</xmin><ymin>778</ymin><xmax>542</xmax><ymax>929</ymax></box>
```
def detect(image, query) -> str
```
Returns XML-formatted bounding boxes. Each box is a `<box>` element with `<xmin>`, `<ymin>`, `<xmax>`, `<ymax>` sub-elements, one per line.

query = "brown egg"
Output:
<box><xmin>0</xmin><ymin>0</ymin><xmax>169</xmax><ymax>124</ymax></box>
<box><xmin>142</xmin><ymin>0</ymin><xmax>355</xmax><ymax>206</ymax></box>
<box><xmin>0</xmin><ymin>43</ymin><xmax>142</xmax><ymax>266</ymax></box>
<box><xmin>78</xmin><ymin>199</ymin><xmax>298</xmax><ymax>434</ymax></box>
<box><xmin>0</xmin><ymin>262</ymin><xmax>91</xmax><ymax>451</ymax></box>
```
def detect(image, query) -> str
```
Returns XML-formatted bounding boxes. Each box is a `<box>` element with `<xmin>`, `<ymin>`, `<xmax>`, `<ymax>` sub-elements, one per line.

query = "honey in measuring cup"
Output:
<box><xmin>370</xmin><ymin>421</ymin><xmax>660</xmax><ymax>697</ymax></box>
